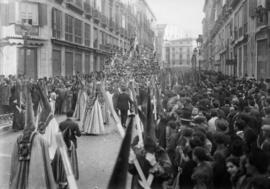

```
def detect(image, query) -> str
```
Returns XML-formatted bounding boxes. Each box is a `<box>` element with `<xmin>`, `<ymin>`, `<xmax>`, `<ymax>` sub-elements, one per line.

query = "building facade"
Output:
<box><xmin>202</xmin><ymin>0</ymin><xmax>270</xmax><ymax>79</ymax></box>
<box><xmin>162</xmin><ymin>38</ymin><xmax>195</xmax><ymax>70</ymax></box>
<box><xmin>155</xmin><ymin>24</ymin><xmax>166</xmax><ymax>68</ymax></box>
<box><xmin>0</xmin><ymin>0</ymin><xmax>156</xmax><ymax>78</ymax></box>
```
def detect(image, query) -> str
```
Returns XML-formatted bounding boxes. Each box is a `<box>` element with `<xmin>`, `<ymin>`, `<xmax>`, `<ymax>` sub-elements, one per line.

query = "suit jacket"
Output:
<box><xmin>59</xmin><ymin>118</ymin><xmax>81</xmax><ymax>148</ymax></box>
<box><xmin>117</xmin><ymin>92</ymin><xmax>133</xmax><ymax>111</ymax></box>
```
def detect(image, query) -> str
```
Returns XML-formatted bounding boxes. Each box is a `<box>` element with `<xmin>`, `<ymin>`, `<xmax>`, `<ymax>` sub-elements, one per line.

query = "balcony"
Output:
<box><xmin>100</xmin><ymin>44</ymin><xmax>111</xmax><ymax>52</ymax></box>
<box><xmin>84</xmin><ymin>2</ymin><xmax>92</xmax><ymax>19</ymax></box>
<box><xmin>93</xmin><ymin>8</ymin><xmax>101</xmax><ymax>23</ymax></box>
<box><xmin>101</xmin><ymin>14</ymin><xmax>108</xmax><ymax>28</ymax></box>
<box><xmin>66</xmin><ymin>0</ymin><xmax>84</xmax><ymax>15</ymax></box>
<box><xmin>256</xmin><ymin>6</ymin><xmax>268</xmax><ymax>27</ymax></box>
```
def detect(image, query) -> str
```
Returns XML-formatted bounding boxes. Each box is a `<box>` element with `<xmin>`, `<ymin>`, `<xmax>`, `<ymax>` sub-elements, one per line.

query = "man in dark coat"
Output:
<box><xmin>59</xmin><ymin>111</ymin><xmax>81</xmax><ymax>148</ymax></box>
<box><xmin>116</xmin><ymin>86</ymin><xmax>133</xmax><ymax>128</ymax></box>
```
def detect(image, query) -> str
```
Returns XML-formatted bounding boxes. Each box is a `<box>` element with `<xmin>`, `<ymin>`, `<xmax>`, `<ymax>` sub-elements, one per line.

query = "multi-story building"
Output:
<box><xmin>155</xmin><ymin>24</ymin><xmax>166</xmax><ymax>68</ymax></box>
<box><xmin>162</xmin><ymin>38</ymin><xmax>195</xmax><ymax>70</ymax></box>
<box><xmin>202</xmin><ymin>0</ymin><xmax>270</xmax><ymax>79</ymax></box>
<box><xmin>0</xmin><ymin>0</ymin><xmax>156</xmax><ymax>79</ymax></box>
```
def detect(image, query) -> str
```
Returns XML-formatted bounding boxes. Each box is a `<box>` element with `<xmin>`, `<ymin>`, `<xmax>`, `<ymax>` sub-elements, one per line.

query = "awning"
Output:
<box><xmin>1</xmin><ymin>36</ymin><xmax>46</xmax><ymax>47</ymax></box>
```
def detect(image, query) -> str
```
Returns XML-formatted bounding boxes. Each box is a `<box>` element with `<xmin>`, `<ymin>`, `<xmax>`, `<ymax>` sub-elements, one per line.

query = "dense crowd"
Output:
<box><xmin>128</xmin><ymin>71</ymin><xmax>270</xmax><ymax>189</ymax></box>
<box><xmin>3</xmin><ymin>61</ymin><xmax>270</xmax><ymax>188</ymax></box>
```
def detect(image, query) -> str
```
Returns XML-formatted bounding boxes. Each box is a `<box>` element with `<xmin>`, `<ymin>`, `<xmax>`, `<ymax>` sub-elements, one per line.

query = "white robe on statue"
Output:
<box><xmin>83</xmin><ymin>99</ymin><xmax>105</xmax><ymax>135</ymax></box>
<box><xmin>73</xmin><ymin>90</ymin><xmax>88</xmax><ymax>130</ymax></box>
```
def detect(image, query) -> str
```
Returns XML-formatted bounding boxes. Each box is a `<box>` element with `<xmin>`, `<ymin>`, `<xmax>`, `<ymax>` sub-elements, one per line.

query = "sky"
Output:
<box><xmin>147</xmin><ymin>0</ymin><xmax>205</xmax><ymax>38</ymax></box>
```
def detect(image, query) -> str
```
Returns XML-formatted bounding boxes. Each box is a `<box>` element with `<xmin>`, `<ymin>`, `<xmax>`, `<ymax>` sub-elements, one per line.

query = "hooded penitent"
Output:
<box><xmin>138</xmin><ymin>88</ymin><xmax>157</xmax><ymax>149</ymax></box>
<box><xmin>107</xmin><ymin>115</ymin><xmax>134</xmax><ymax>189</ymax></box>
<box><xmin>9</xmin><ymin>83</ymin><xmax>57</xmax><ymax>189</ymax></box>
<box><xmin>37</xmin><ymin>83</ymin><xmax>59</xmax><ymax>160</ymax></box>
<box><xmin>37</xmin><ymin>83</ymin><xmax>53</xmax><ymax>133</ymax></box>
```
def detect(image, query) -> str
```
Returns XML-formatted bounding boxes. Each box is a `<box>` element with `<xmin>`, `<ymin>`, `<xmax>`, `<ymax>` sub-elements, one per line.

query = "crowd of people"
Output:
<box><xmin>3</xmin><ymin>51</ymin><xmax>270</xmax><ymax>188</ymax></box>
<box><xmin>127</xmin><ymin>71</ymin><xmax>270</xmax><ymax>189</ymax></box>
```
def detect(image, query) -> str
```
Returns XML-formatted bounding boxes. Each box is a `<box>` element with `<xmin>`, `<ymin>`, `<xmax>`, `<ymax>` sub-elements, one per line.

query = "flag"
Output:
<box><xmin>36</xmin><ymin>83</ymin><xmax>53</xmax><ymax>133</ymax></box>
<box><xmin>107</xmin><ymin>115</ymin><xmax>134</xmax><ymax>189</ymax></box>
<box><xmin>138</xmin><ymin>88</ymin><xmax>157</xmax><ymax>144</ymax></box>
<box><xmin>22</xmin><ymin>83</ymin><xmax>35</xmax><ymax>137</ymax></box>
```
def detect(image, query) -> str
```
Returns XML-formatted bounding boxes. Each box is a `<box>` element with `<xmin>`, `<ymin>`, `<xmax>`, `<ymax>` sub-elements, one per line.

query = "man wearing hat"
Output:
<box><xmin>262</xmin><ymin>106</ymin><xmax>270</xmax><ymax>125</ymax></box>
<box><xmin>116</xmin><ymin>85</ymin><xmax>133</xmax><ymax>128</ymax></box>
<box><xmin>179</xmin><ymin>108</ymin><xmax>193</xmax><ymax>130</ymax></box>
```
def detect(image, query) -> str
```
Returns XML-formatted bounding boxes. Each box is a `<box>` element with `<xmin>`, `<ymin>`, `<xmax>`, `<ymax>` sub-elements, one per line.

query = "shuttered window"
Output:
<box><xmin>65</xmin><ymin>14</ymin><xmax>73</xmax><ymax>42</ymax></box>
<box><xmin>75</xmin><ymin>52</ymin><xmax>82</xmax><ymax>74</ymax></box>
<box><xmin>85</xmin><ymin>54</ymin><xmax>90</xmax><ymax>74</ymax></box>
<box><xmin>85</xmin><ymin>23</ymin><xmax>91</xmax><ymax>46</ymax></box>
<box><xmin>65</xmin><ymin>49</ymin><xmax>73</xmax><ymax>76</ymax></box>
<box><xmin>52</xmin><ymin>48</ymin><xmax>62</xmax><ymax>76</ymax></box>
<box><xmin>74</xmin><ymin>18</ymin><xmax>82</xmax><ymax>44</ymax></box>
<box><xmin>19</xmin><ymin>2</ymin><xmax>38</xmax><ymax>25</ymax></box>
<box><xmin>52</xmin><ymin>8</ymin><xmax>62</xmax><ymax>39</ymax></box>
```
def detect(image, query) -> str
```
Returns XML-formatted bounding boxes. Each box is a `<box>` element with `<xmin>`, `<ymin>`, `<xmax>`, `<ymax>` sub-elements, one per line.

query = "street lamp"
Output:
<box><xmin>21</xmin><ymin>23</ymin><xmax>31</xmax><ymax>78</ymax></box>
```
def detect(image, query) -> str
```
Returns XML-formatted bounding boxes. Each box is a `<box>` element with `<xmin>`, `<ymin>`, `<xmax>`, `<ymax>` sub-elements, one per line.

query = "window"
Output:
<box><xmin>85</xmin><ymin>23</ymin><xmax>91</xmax><ymax>46</ymax></box>
<box><xmin>65</xmin><ymin>14</ymin><xmax>73</xmax><ymax>42</ymax></box>
<box><xmin>101</xmin><ymin>32</ymin><xmax>106</xmax><ymax>45</ymax></box>
<box><xmin>52</xmin><ymin>8</ymin><xmax>62</xmax><ymax>39</ymax></box>
<box><xmin>75</xmin><ymin>52</ymin><xmax>82</xmax><ymax>74</ymax></box>
<box><xmin>74</xmin><ymin>18</ymin><xmax>82</xmax><ymax>44</ymax></box>
<box><xmin>65</xmin><ymin>48</ymin><xmax>73</xmax><ymax>76</ymax></box>
<box><xmin>85</xmin><ymin>53</ymin><xmax>91</xmax><ymax>74</ymax></box>
<box><xmin>180</xmin><ymin>54</ymin><xmax>183</xmax><ymax>65</ymax></box>
<box><xmin>94</xmin><ymin>27</ymin><xmax>98</xmax><ymax>48</ymax></box>
<box><xmin>19</xmin><ymin>2</ymin><xmax>38</xmax><ymax>25</ymax></box>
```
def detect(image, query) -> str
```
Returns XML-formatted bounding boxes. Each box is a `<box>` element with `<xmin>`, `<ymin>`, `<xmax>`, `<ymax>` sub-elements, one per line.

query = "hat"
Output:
<box><xmin>215</xmin><ymin>118</ymin><xmax>229</xmax><ymax>133</ymax></box>
<box><xmin>180</xmin><ymin>109</ymin><xmax>192</xmax><ymax>122</ymax></box>
<box><xmin>193</xmin><ymin>116</ymin><xmax>206</xmax><ymax>124</ymax></box>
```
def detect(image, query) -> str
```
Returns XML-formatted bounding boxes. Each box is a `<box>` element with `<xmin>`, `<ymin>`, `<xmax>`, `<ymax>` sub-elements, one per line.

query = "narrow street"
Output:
<box><xmin>0</xmin><ymin>116</ymin><xmax>130</xmax><ymax>189</ymax></box>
